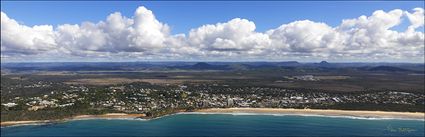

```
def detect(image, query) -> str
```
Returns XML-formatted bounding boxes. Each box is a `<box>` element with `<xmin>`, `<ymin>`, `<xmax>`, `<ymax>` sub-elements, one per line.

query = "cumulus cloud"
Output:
<box><xmin>405</xmin><ymin>8</ymin><xmax>424</xmax><ymax>31</ymax></box>
<box><xmin>188</xmin><ymin>18</ymin><xmax>269</xmax><ymax>51</ymax></box>
<box><xmin>337</xmin><ymin>9</ymin><xmax>424</xmax><ymax>60</ymax></box>
<box><xmin>1</xmin><ymin>12</ymin><xmax>56</xmax><ymax>55</ymax></box>
<box><xmin>267</xmin><ymin>20</ymin><xmax>344</xmax><ymax>54</ymax></box>
<box><xmin>339</xmin><ymin>9</ymin><xmax>404</xmax><ymax>51</ymax></box>
<box><xmin>56</xmin><ymin>6</ymin><xmax>169</xmax><ymax>57</ymax></box>
<box><xmin>265</xmin><ymin>9</ymin><xmax>424</xmax><ymax>61</ymax></box>
<box><xmin>1</xmin><ymin>7</ymin><xmax>424</xmax><ymax>62</ymax></box>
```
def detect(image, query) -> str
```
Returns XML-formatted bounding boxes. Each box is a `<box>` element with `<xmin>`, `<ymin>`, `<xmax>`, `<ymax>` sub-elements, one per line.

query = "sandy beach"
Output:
<box><xmin>72</xmin><ymin>113</ymin><xmax>146</xmax><ymax>119</ymax></box>
<box><xmin>0</xmin><ymin>120</ymin><xmax>52</xmax><ymax>127</ymax></box>
<box><xmin>2</xmin><ymin>108</ymin><xmax>424</xmax><ymax>127</ymax></box>
<box><xmin>1</xmin><ymin>113</ymin><xmax>146</xmax><ymax>127</ymax></box>
<box><xmin>196</xmin><ymin>108</ymin><xmax>425</xmax><ymax>120</ymax></box>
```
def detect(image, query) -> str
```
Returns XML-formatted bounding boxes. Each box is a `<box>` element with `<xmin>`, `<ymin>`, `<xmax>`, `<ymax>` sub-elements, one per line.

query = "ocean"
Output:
<box><xmin>2</xmin><ymin>113</ymin><xmax>424</xmax><ymax>136</ymax></box>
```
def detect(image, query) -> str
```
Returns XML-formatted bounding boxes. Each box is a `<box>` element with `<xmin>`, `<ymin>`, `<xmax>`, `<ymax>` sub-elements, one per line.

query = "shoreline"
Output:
<box><xmin>194</xmin><ymin>108</ymin><xmax>425</xmax><ymax>120</ymax></box>
<box><xmin>1</xmin><ymin>113</ymin><xmax>146</xmax><ymax>127</ymax></box>
<box><xmin>2</xmin><ymin>108</ymin><xmax>424</xmax><ymax>127</ymax></box>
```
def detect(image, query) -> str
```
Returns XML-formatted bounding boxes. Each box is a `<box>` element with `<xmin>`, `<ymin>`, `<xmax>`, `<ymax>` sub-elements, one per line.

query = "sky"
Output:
<box><xmin>1</xmin><ymin>1</ymin><xmax>424</xmax><ymax>62</ymax></box>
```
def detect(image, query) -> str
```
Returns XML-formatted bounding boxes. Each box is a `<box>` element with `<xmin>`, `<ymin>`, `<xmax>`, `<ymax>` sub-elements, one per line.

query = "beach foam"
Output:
<box><xmin>178</xmin><ymin>112</ymin><xmax>425</xmax><ymax>121</ymax></box>
<box><xmin>1</xmin><ymin>122</ymin><xmax>53</xmax><ymax>128</ymax></box>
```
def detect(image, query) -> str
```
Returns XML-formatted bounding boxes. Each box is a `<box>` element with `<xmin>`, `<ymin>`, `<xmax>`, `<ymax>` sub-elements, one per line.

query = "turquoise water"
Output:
<box><xmin>2</xmin><ymin>114</ymin><xmax>424</xmax><ymax>136</ymax></box>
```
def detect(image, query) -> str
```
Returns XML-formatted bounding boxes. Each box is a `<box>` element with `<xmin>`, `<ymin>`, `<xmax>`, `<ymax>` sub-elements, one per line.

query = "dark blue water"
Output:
<box><xmin>2</xmin><ymin>114</ymin><xmax>424</xmax><ymax>136</ymax></box>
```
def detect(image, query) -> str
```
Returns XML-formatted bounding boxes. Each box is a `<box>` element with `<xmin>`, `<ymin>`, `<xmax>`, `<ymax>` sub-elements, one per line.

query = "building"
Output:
<box><xmin>227</xmin><ymin>97</ymin><xmax>234</xmax><ymax>107</ymax></box>
<box><xmin>2</xmin><ymin>103</ymin><xmax>17</xmax><ymax>107</ymax></box>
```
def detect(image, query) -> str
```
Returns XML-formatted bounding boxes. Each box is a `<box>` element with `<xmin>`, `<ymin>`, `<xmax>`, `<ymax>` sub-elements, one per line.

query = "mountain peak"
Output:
<box><xmin>319</xmin><ymin>61</ymin><xmax>329</xmax><ymax>64</ymax></box>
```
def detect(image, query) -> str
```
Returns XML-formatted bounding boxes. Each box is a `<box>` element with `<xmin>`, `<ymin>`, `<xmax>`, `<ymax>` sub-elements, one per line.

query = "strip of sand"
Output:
<box><xmin>195</xmin><ymin>108</ymin><xmax>425</xmax><ymax>120</ymax></box>
<box><xmin>1</xmin><ymin>113</ymin><xmax>146</xmax><ymax>127</ymax></box>
<box><xmin>2</xmin><ymin>108</ymin><xmax>423</xmax><ymax>127</ymax></box>
<box><xmin>72</xmin><ymin>113</ymin><xmax>145</xmax><ymax>119</ymax></box>
<box><xmin>0</xmin><ymin>120</ymin><xmax>51</xmax><ymax>127</ymax></box>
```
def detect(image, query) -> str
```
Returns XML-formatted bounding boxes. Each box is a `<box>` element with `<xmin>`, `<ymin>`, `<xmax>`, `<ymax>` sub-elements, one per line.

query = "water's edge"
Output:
<box><xmin>2</xmin><ymin>111</ymin><xmax>424</xmax><ymax>128</ymax></box>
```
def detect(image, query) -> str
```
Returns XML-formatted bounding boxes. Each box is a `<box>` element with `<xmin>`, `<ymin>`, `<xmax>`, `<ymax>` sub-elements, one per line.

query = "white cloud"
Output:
<box><xmin>405</xmin><ymin>8</ymin><xmax>424</xmax><ymax>31</ymax></box>
<box><xmin>1</xmin><ymin>12</ymin><xmax>56</xmax><ymax>55</ymax></box>
<box><xmin>130</xmin><ymin>7</ymin><xmax>170</xmax><ymax>50</ymax></box>
<box><xmin>56</xmin><ymin>6</ymin><xmax>170</xmax><ymax>56</ymax></box>
<box><xmin>267</xmin><ymin>20</ymin><xmax>343</xmax><ymax>54</ymax></box>
<box><xmin>188</xmin><ymin>18</ymin><xmax>270</xmax><ymax>53</ymax></box>
<box><xmin>337</xmin><ymin>9</ymin><xmax>423</xmax><ymax>60</ymax></box>
<box><xmin>266</xmin><ymin>9</ymin><xmax>423</xmax><ymax>61</ymax></box>
<box><xmin>338</xmin><ymin>9</ymin><xmax>404</xmax><ymax>51</ymax></box>
<box><xmin>1</xmin><ymin>7</ymin><xmax>424</xmax><ymax>62</ymax></box>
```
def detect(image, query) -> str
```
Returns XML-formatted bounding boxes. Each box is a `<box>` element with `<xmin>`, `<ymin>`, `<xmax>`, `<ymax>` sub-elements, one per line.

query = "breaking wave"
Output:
<box><xmin>177</xmin><ymin>112</ymin><xmax>424</xmax><ymax>121</ymax></box>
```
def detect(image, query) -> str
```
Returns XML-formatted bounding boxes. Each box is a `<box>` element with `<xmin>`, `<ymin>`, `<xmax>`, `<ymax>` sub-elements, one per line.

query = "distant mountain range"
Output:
<box><xmin>173</xmin><ymin>62</ymin><xmax>232</xmax><ymax>70</ymax></box>
<box><xmin>1</xmin><ymin>61</ymin><xmax>424</xmax><ymax>73</ymax></box>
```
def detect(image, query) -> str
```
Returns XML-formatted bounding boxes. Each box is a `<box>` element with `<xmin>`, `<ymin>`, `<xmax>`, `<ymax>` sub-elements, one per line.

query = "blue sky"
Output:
<box><xmin>1</xmin><ymin>1</ymin><xmax>423</xmax><ymax>34</ymax></box>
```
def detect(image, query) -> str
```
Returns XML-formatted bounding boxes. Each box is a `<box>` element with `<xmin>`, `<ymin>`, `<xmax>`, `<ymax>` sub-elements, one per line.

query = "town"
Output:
<box><xmin>2</xmin><ymin>80</ymin><xmax>424</xmax><ymax>120</ymax></box>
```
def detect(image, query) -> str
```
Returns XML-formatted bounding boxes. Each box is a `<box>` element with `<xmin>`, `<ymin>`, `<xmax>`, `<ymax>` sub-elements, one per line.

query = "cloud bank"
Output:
<box><xmin>1</xmin><ymin>6</ymin><xmax>424</xmax><ymax>62</ymax></box>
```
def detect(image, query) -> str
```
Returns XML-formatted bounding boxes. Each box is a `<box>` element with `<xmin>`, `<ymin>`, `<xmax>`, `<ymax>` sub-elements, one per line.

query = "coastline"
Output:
<box><xmin>71</xmin><ymin>113</ymin><xmax>146</xmax><ymax>120</ymax></box>
<box><xmin>2</xmin><ymin>108</ymin><xmax>424</xmax><ymax>127</ymax></box>
<box><xmin>194</xmin><ymin>108</ymin><xmax>425</xmax><ymax>120</ymax></box>
<box><xmin>1</xmin><ymin>113</ymin><xmax>146</xmax><ymax>127</ymax></box>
